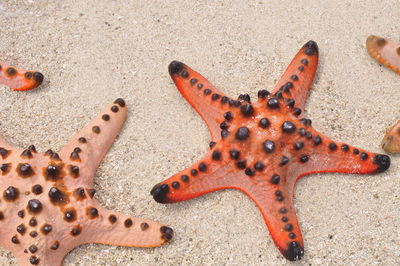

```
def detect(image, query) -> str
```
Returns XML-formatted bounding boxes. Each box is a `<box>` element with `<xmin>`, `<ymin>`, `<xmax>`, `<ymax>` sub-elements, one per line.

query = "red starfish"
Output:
<box><xmin>151</xmin><ymin>41</ymin><xmax>391</xmax><ymax>261</ymax></box>
<box><xmin>366</xmin><ymin>35</ymin><xmax>400</xmax><ymax>75</ymax></box>
<box><xmin>0</xmin><ymin>99</ymin><xmax>172</xmax><ymax>265</ymax></box>
<box><xmin>0</xmin><ymin>61</ymin><xmax>43</xmax><ymax>91</ymax></box>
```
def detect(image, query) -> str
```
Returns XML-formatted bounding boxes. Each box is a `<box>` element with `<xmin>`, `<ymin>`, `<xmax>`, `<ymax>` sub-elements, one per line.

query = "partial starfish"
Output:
<box><xmin>366</xmin><ymin>35</ymin><xmax>400</xmax><ymax>75</ymax></box>
<box><xmin>381</xmin><ymin>120</ymin><xmax>400</xmax><ymax>153</ymax></box>
<box><xmin>0</xmin><ymin>61</ymin><xmax>43</xmax><ymax>91</ymax></box>
<box><xmin>0</xmin><ymin>99</ymin><xmax>173</xmax><ymax>265</ymax></box>
<box><xmin>151</xmin><ymin>41</ymin><xmax>390</xmax><ymax>261</ymax></box>
<box><xmin>366</xmin><ymin>35</ymin><xmax>400</xmax><ymax>153</ymax></box>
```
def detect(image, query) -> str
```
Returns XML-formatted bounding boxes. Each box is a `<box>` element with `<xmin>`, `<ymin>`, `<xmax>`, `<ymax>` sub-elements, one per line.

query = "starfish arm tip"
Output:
<box><xmin>168</xmin><ymin>60</ymin><xmax>184</xmax><ymax>75</ymax></box>
<box><xmin>373</xmin><ymin>154</ymin><xmax>391</xmax><ymax>173</ymax></box>
<box><xmin>0</xmin><ymin>61</ymin><xmax>44</xmax><ymax>91</ymax></box>
<box><xmin>150</xmin><ymin>183</ymin><xmax>170</xmax><ymax>203</ymax></box>
<box><xmin>304</xmin><ymin>40</ymin><xmax>319</xmax><ymax>55</ymax></box>
<box><xmin>282</xmin><ymin>241</ymin><xmax>305</xmax><ymax>261</ymax></box>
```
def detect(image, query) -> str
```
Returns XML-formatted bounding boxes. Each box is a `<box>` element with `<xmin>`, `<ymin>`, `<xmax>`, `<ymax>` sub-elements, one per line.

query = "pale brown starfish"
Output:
<box><xmin>0</xmin><ymin>98</ymin><xmax>173</xmax><ymax>265</ymax></box>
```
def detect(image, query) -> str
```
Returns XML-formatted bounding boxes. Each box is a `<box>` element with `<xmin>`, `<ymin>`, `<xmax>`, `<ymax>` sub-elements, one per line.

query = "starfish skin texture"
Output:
<box><xmin>0</xmin><ymin>61</ymin><xmax>44</xmax><ymax>91</ymax></box>
<box><xmin>151</xmin><ymin>41</ymin><xmax>391</xmax><ymax>261</ymax></box>
<box><xmin>0</xmin><ymin>99</ymin><xmax>173</xmax><ymax>266</ymax></box>
<box><xmin>366</xmin><ymin>35</ymin><xmax>400</xmax><ymax>75</ymax></box>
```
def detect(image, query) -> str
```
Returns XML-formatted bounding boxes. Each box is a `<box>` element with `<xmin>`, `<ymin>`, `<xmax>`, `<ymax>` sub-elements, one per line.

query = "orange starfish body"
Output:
<box><xmin>0</xmin><ymin>62</ymin><xmax>43</xmax><ymax>91</ymax></box>
<box><xmin>366</xmin><ymin>35</ymin><xmax>400</xmax><ymax>75</ymax></box>
<box><xmin>0</xmin><ymin>99</ymin><xmax>172</xmax><ymax>265</ymax></box>
<box><xmin>151</xmin><ymin>41</ymin><xmax>390</xmax><ymax>261</ymax></box>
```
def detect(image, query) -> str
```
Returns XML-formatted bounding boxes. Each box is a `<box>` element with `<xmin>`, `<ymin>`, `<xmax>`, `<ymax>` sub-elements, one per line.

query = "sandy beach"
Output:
<box><xmin>0</xmin><ymin>0</ymin><xmax>399</xmax><ymax>265</ymax></box>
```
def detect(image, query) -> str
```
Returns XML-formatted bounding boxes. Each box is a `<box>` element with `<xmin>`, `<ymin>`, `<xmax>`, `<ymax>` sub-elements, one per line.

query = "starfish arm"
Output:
<box><xmin>150</xmin><ymin>151</ymin><xmax>305</xmax><ymax>261</ymax></box>
<box><xmin>83</xmin><ymin>206</ymin><xmax>173</xmax><ymax>248</ymax></box>
<box><xmin>150</xmin><ymin>149</ymin><xmax>241</xmax><ymax>203</ymax></box>
<box><xmin>367</xmin><ymin>35</ymin><xmax>400</xmax><ymax>75</ymax></box>
<box><xmin>270</xmin><ymin>41</ymin><xmax>318</xmax><ymax>111</ymax></box>
<box><xmin>293</xmin><ymin>129</ymin><xmax>390</xmax><ymax>177</ymax></box>
<box><xmin>243</xmin><ymin>182</ymin><xmax>304</xmax><ymax>261</ymax></box>
<box><xmin>168</xmin><ymin>61</ymin><xmax>231</xmax><ymax>141</ymax></box>
<box><xmin>0</xmin><ymin>61</ymin><xmax>44</xmax><ymax>91</ymax></box>
<box><xmin>59</xmin><ymin>99</ymin><xmax>127</xmax><ymax>187</ymax></box>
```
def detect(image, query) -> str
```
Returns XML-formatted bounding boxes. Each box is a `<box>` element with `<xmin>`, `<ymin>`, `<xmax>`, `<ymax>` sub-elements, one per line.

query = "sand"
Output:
<box><xmin>0</xmin><ymin>0</ymin><xmax>399</xmax><ymax>265</ymax></box>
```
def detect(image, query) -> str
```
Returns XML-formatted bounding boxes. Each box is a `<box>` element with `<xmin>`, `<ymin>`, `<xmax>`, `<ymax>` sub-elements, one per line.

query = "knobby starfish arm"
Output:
<box><xmin>0</xmin><ymin>62</ymin><xmax>44</xmax><ymax>91</ymax></box>
<box><xmin>151</xmin><ymin>151</ymin><xmax>240</xmax><ymax>203</ymax></box>
<box><xmin>150</xmin><ymin>152</ymin><xmax>305</xmax><ymax>260</ymax></box>
<box><xmin>270</xmin><ymin>41</ymin><xmax>318</xmax><ymax>111</ymax></box>
<box><xmin>292</xmin><ymin>128</ymin><xmax>390</xmax><ymax>177</ymax></box>
<box><xmin>82</xmin><ymin>205</ymin><xmax>173</xmax><ymax>248</ymax></box>
<box><xmin>59</xmin><ymin>99</ymin><xmax>127</xmax><ymax>187</ymax></box>
<box><xmin>243</xmin><ymin>182</ymin><xmax>304</xmax><ymax>261</ymax></box>
<box><xmin>168</xmin><ymin>61</ymin><xmax>231</xmax><ymax>141</ymax></box>
<box><xmin>366</xmin><ymin>35</ymin><xmax>400</xmax><ymax>75</ymax></box>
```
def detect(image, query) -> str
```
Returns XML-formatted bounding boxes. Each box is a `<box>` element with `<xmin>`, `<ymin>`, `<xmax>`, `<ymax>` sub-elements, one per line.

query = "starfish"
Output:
<box><xmin>0</xmin><ymin>61</ymin><xmax>44</xmax><ymax>91</ymax></box>
<box><xmin>366</xmin><ymin>35</ymin><xmax>400</xmax><ymax>153</ymax></box>
<box><xmin>150</xmin><ymin>41</ymin><xmax>391</xmax><ymax>261</ymax></box>
<box><xmin>0</xmin><ymin>98</ymin><xmax>173</xmax><ymax>265</ymax></box>
<box><xmin>366</xmin><ymin>35</ymin><xmax>400</xmax><ymax>75</ymax></box>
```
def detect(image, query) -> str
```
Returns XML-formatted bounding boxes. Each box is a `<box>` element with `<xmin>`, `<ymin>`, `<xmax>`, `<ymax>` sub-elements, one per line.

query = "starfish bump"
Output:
<box><xmin>151</xmin><ymin>41</ymin><xmax>390</xmax><ymax>261</ymax></box>
<box><xmin>0</xmin><ymin>62</ymin><xmax>44</xmax><ymax>91</ymax></box>
<box><xmin>366</xmin><ymin>35</ymin><xmax>400</xmax><ymax>75</ymax></box>
<box><xmin>0</xmin><ymin>99</ymin><xmax>172</xmax><ymax>265</ymax></box>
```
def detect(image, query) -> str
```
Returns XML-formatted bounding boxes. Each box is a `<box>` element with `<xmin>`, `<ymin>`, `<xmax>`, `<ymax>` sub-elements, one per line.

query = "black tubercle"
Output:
<box><xmin>235</xmin><ymin>127</ymin><xmax>250</xmax><ymax>140</ymax></box>
<box><xmin>286</xmin><ymin>99</ymin><xmax>295</xmax><ymax>108</ymax></box>
<box><xmin>304</xmin><ymin>40</ymin><xmax>318</xmax><ymax>56</ymax></box>
<box><xmin>212</xmin><ymin>150</ymin><xmax>221</xmax><ymax>160</ymax></box>
<box><xmin>267</xmin><ymin>98</ymin><xmax>279</xmax><ymax>109</ymax></box>
<box><xmin>284</xmin><ymin>241</ymin><xmax>304</xmax><ymax>261</ymax></box>
<box><xmin>240</xmin><ymin>104</ymin><xmax>254</xmax><ymax>117</ymax></box>
<box><xmin>28</xmin><ymin>145</ymin><xmax>37</xmax><ymax>152</ymax></box>
<box><xmin>168</xmin><ymin>61</ymin><xmax>184</xmax><ymax>75</ymax></box>
<box><xmin>150</xmin><ymin>184</ymin><xmax>169</xmax><ymax>203</ymax></box>
<box><xmin>238</xmin><ymin>94</ymin><xmax>251</xmax><ymax>102</ymax></box>
<box><xmin>257</xmin><ymin>90</ymin><xmax>270</xmax><ymax>98</ymax></box>
<box><xmin>373</xmin><ymin>154</ymin><xmax>390</xmax><ymax>173</ymax></box>
<box><xmin>33</xmin><ymin>72</ymin><xmax>44</xmax><ymax>84</ymax></box>
<box><xmin>263</xmin><ymin>140</ymin><xmax>275</xmax><ymax>153</ymax></box>
<box><xmin>114</xmin><ymin>98</ymin><xmax>126</xmax><ymax>107</ymax></box>
<box><xmin>27</xmin><ymin>199</ymin><xmax>42</xmax><ymax>214</ymax></box>
<box><xmin>230</xmin><ymin>149</ymin><xmax>240</xmax><ymax>160</ymax></box>
<box><xmin>48</xmin><ymin>187</ymin><xmax>68</xmax><ymax>205</ymax></box>
<box><xmin>160</xmin><ymin>226</ymin><xmax>174</xmax><ymax>241</ymax></box>
<box><xmin>209</xmin><ymin>141</ymin><xmax>216</xmax><ymax>149</ymax></box>
<box><xmin>282</xmin><ymin>121</ymin><xmax>296</xmax><ymax>133</ymax></box>
<box><xmin>259</xmin><ymin>118</ymin><xmax>270</xmax><ymax>128</ymax></box>
<box><xmin>224</xmin><ymin>111</ymin><xmax>233</xmax><ymax>121</ymax></box>
<box><xmin>245</xmin><ymin>168</ymin><xmax>255</xmax><ymax>176</ymax></box>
